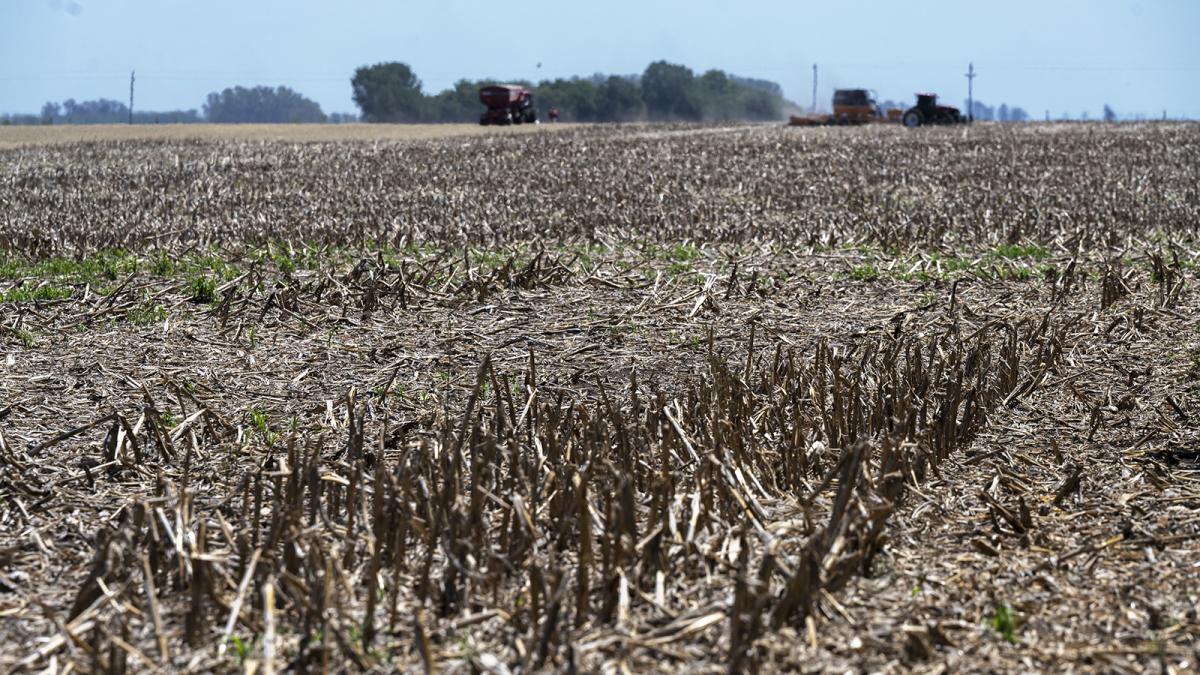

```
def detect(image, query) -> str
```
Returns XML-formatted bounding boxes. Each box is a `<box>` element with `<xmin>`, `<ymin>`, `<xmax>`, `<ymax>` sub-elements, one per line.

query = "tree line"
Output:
<box><xmin>7</xmin><ymin>62</ymin><xmax>1112</xmax><ymax>126</ymax></box>
<box><xmin>203</xmin><ymin>86</ymin><xmax>325</xmax><ymax>123</ymax></box>
<box><xmin>965</xmin><ymin>100</ymin><xmax>1030</xmax><ymax>122</ymax></box>
<box><xmin>1</xmin><ymin>60</ymin><xmax>786</xmax><ymax>126</ymax></box>
<box><xmin>351</xmin><ymin>60</ymin><xmax>787</xmax><ymax>123</ymax></box>
<box><xmin>2</xmin><ymin>99</ymin><xmax>202</xmax><ymax>125</ymax></box>
<box><xmin>3</xmin><ymin>85</ymin><xmax>334</xmax><ymax>125</ymax></box>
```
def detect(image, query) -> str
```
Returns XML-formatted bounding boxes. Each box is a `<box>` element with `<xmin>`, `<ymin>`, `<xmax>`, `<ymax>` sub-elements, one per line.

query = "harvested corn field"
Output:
<box><xmin>1</xmin><ymin>122</ymin><xmax>1199</xmax><ymax>673</ymax></box>
<box><xmin>0</xmin><ymin>123</ymin><xmax>567</xmax><ymax>151</ymax></box>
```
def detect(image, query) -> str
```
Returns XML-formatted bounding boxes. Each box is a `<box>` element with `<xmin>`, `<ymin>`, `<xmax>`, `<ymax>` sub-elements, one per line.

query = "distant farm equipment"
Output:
<box><xmin>831</xmin><ymin>89</ymin><xmax>895</xmax><ymax>124</ymax></box>
<box><xmin>789</xmin><ymin>90</ymin><xmax>968</xmax><ymax>128</ymax></box>
<box><xmin>479</xmin><ymin>85</ymin><xmax>538</xmax><ymax>126</ymax></box>
<box><xmin>901</xmin><ymin>93</ymin><xmax>966</xmax><ymax>127</ymax></box>
<box><xmin>789</xmin><ymin>89</ymin><xmax>900</xmax><ymax>126</ymax></box>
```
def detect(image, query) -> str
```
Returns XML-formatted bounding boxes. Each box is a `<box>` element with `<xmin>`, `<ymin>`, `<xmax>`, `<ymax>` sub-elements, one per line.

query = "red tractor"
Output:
<box><xmin>479</xmin><ymin>85</ymin><xmax>538</xmax><ymax>125</ymax></box>
<box><xmin>902</xmin><ymin>93</ymin><xmax>966</xmax><ymax>127</ymax></box>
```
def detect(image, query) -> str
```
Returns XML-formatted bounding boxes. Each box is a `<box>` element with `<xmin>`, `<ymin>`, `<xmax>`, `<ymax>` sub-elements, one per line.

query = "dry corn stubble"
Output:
<box><xmin>0</xmin><ymin>122</ymin><xmax>1198</xmax><ymax>673</ymax></box>
<box><xmin>0</xmin><ymin>122</ymin><xmax>571</xmax><ymax>151</ymax></box>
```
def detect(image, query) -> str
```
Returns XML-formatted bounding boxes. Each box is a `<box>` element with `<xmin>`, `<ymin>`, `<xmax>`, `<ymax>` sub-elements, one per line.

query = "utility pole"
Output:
<box><xmin>811</xmin><ymin>64</ymin><xmax>818</xmax><ymax>113</ymax></box>
<box><xmin>965</xmin><ymin>62</ymin><xmax>975</xmax><ymax>122</ymax></box>
<box><xmin>128</xmin><ymin>70</ymin><xmax>135</xmax><ymax>125</ymax></box>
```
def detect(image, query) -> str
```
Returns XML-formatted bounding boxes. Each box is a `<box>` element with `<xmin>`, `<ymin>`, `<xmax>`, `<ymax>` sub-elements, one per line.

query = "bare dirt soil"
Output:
<box><xmin>1</xmin><ymin>122</ymin><xmax>1198</xmax><ymax>673</ymax></box>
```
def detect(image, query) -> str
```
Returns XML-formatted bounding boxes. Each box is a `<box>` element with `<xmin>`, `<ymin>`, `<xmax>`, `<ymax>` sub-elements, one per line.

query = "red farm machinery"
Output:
<box><xmin>479</xmin><ymin>85</ymin><xmax>538</xmax><ymax>126</ymax></box>
<box><xmin>901</xmin><ymin>93</ymin><xmax>966</xmax><ymax>127</ymax></box>
<box><xmin>788</xmin><ymin>90</ymin><xmax>968</xmax><ymax>128</ymax></box>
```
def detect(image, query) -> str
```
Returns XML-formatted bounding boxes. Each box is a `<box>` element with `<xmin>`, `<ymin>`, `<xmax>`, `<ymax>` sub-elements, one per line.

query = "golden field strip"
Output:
<box><xmin>0</xmin><ymin>121</ymin><xmax>575</xmax><ymax>150</ymax></box>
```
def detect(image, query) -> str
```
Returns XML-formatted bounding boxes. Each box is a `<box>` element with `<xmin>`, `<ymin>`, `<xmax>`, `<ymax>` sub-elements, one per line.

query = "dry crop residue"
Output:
<box><xmin>1</xmin><ymin>122</ymin><xmax>1198</xmax><ymax>673</ymax></box>
<box><xmin>0</xmin><ymin>121</ymin><xmax>570</xmax><ymax>150</ymax></box>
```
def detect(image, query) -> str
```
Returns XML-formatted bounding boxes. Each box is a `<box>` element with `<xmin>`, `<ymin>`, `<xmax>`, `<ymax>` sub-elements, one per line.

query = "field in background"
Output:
<box><xmin>0</xmin><ymin>122</ymin><xmax>573</xmax><ymax>149</ymax></box>
<box><xmin>1</xmin><ymin>122</ymin><xmax>1198</xmax><ymax>673</ymax></box>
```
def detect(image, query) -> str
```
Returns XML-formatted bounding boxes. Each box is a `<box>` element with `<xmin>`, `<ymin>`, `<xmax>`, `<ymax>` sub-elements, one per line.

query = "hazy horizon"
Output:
<box><xmin>2</xmin><ymin>0</ymin><xmax>1198</xmax><ymax>120</ymax></box>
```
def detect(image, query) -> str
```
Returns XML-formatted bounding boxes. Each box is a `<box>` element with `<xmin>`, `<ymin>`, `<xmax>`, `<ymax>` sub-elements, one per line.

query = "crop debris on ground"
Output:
<box><xmin>1</xmin><ymin>122</ymin><xmax>1198</xmax><ymax>673</ymax></box>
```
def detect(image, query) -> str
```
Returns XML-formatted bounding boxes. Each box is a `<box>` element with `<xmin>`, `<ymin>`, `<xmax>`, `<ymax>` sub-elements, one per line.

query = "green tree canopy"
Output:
<box><xmin>426</xmin><ymin>79</ymin><xmax>485</xmax><ymax>123</ymax></box>
<box><xmin>696</xmin><ymin>69</ymin><xmax>735</xmax><ymax>120</ymax></box>
<box><xmin>595</xmin><ymin>76</ymin><xmax>645</xmax><ymax>122</ymax></box>
<box><xmin>344</xmin><ymin>59</ymin><xmax>789</xmax><ymax>124</ymax></box>
<box><xmin>536</xmin><ymin>78</ymin><xmax>601</xmax><ymax>121</ymax></box>
<box><xmin>29</xmin><ymin>98</ymin><xmax>202</xmax><ymax>125</ymax></box>
<box><xmin>734</xmin><ymin>86</ymin><xmax>782</xmax><ymax>121</ymax></box>
<box><xmin>203</xmin><ymin>86</ymin><xmax>325</xmax><ymax>123</ymax></box>
<box><xmin>641</xmin><ymin>61</ymin><xmax>700</xmax><ymax>121</ymax></box>
<box><xmin>351</xmin><ymin>62</ymin><xmax>426</xmax><ymax>122</ymax></box>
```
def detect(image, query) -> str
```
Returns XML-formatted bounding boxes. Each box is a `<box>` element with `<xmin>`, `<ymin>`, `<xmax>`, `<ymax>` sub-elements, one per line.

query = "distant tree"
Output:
<box><xmin>203</xmin><ymin>86</ymin><xmax>325</xmax><ymax>123</ymax></box>
<box><xmin>697</xmin><ymin>69</ymin><xmax>733</xmax><ymax>96</ymax></box>
<box><xmin>595</xmin><ymin>75</ymin><xmax>645</xmax><ymax>122</ymax></box>
<box><xmin>425</xmin><ymin>79</ymin><xmax>486</xmax><ymax>123</ymax></box>
<box><xmin>565</xmin><ymin>79</ymin><xmax>602</xmax><ymax>120</ymax></box>
<box><xmin>738</xmin><ymin>86</ymin><xmax>782</xmax><ymax>120</ymax></box>
<box><xmin>59</xmin><ymin>98</ymin><xmax>129</xmax><ymax>123</ymax></box>
<box><xmin>327</xmin><ymin>112</ymin><xmax>360</xmax><ymax>124</ymax></box>
<box><xmin>30</xmin><ymin>99</ymin><xmax>199</xmax><ymax>125</ymax></box>
<box><xmin>536</xmin><ymin>78</ymin><xmax>601</xmax><ymax>121</ymax></box>
<box><xmin>351</xmin><ymin>62</ymin><xmax>425</xmax><ymax>122</ymax></box>
<box><xmin>2</xmin><ymin>113</ymin><xmax>36</xmax><ymax>125</ymax></box>
<box><xmin>345</xmin><ymin>60</ymin><xmax>787</xmax><ymax>124</ymax></box>
<box><xmin>1103</xmin><ymin>104</ymin><xmax>1117</xmax><ymax>122</ymax></box>
<box><xmin>641</xmin><ymin>61</ymin><xmax>700</xmax><ymax>121</ymax></box>
<box><xmin>696</xmin><ymin>69</ymin><xmax>736</xmax><ymax>120</ymax></box>
<box><xmin>960</xmin><ymin>100</ymin><xmax>1030</xmax><ymax>123</ymax></box>
<box><xmin>730</xmin><ymin>75</ymin><xmax>783</xmax><ymax>99</ymax></box>
<box><xmin>40</xmin><ymin>102</ymin><xmax>61</xmax><ymax>124</ymax></box>
<box><xmin>968</xmin><ymin>100</ymin><xmax>995</xmax><ymax>121</ymax></box>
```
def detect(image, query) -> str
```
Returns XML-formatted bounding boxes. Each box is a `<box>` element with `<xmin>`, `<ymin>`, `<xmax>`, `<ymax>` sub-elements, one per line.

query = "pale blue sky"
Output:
<box><xmin>2</xmin><ymin>0</ymin><xmax>1197</xmax><ymax>119</ymax></box>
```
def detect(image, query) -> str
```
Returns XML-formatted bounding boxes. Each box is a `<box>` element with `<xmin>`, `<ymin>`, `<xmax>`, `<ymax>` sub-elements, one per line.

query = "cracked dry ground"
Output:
<box><xmin>1</xmin><ymin>123</ymin><xmax>1199</xmax><ymax>673</ymax></box>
